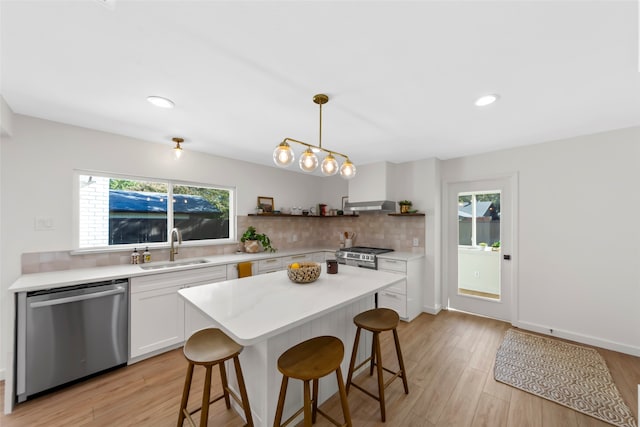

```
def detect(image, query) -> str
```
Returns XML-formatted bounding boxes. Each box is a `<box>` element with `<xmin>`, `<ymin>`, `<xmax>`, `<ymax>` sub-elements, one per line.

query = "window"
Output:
<box><xmin>78</xmin><ymin>173</ymin><xmax>233</xmax><ymax>249</ymax></box>
<box><xmin>458</xmin><ymin>191</ymin><xmax>500</xmax><ymax>247</ymax></box>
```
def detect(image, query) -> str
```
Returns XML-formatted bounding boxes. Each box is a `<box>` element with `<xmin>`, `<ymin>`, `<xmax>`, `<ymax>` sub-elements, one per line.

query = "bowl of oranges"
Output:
<box><xmin>287</xmin><ymin>262</ymin><xmax>321</xmax><ymax>284</ymax></box>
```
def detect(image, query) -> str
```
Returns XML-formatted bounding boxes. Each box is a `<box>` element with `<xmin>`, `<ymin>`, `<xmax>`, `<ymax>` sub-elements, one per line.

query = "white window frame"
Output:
<box><xmin>458</xmin><ymin>190</ymin><xmax>500</xmax><ymax>248</ymax></box>
<box><xmin>73</xmin><ymin>170</ymin><xmax>236</xmax><ymax>251</ymax></box>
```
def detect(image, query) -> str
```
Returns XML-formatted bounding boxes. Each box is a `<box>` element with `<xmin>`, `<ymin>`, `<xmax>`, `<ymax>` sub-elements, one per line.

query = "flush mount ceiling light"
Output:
<box><xmin>172</xmin><ymin>137</ymin><xmax>183</xmax><ymax>159</ymax></box>
<box><xmin>147</xmin><ymin>95</ymin><xmax>175</xmax><ymax>109</ymax></box>
<box><xmin>273</xmin><ymin>94</ymin><xmax>356</xmax><ymax>179</ymax></box>
<box><xmin>474</xmin><ymin>94</ymin><xmax>500</xmax><ymax>107</ymax></box>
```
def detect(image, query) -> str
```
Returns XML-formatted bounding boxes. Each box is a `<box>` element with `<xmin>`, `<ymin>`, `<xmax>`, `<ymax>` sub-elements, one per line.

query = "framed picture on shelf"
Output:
<box><xmin>257</xmin><ymin>196</ymin><xmax>274</xmax><ymax>213</ymax></box>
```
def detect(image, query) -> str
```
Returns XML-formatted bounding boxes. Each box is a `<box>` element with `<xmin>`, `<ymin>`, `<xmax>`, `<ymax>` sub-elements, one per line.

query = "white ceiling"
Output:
<box><xmin>1</xmin><ymin>1</ymin><xmax>639</xmax><ymax>172</ymax></box>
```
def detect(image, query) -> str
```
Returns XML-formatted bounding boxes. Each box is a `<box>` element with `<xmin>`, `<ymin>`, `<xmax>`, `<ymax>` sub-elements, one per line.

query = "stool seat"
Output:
<box><xmin>346</xmin><ymin>308</ymin><xmax>408</xmax><ymax>422</ymax></box>
<box><xmin>353</xmin><ymin>308</ymin><xmax>399</xmax><ymax>332</ymax></box>
<box><xmin>178</xmin><ymin>328</ymin><xmax>253</xmax><ymax>427</ymax></box>
<box><xmin>184</xmin><ymin>328</ymin><xmax>242</xmax><ymax>365</ymax></box>
<box><xmin>278</xmin><ymin>336</ymin><xmax>344</xmax><ymax>380</ymax></box>
<box><xmin>274</xmin><ymin>336</ymin><xmax>352</xmax><ymax>427</ymax></box>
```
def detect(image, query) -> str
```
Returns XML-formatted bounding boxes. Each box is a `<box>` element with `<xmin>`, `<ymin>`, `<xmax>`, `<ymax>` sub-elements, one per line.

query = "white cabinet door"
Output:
<box><xmin>184</xmin><ymin>296</ymin><xmax>216</xmax><ymax>337</ymax></box>
<box><xmin>130</xmin><ymin>284</ymin><xmax>184</xmax><ymax>358</ymax></box>
<box><xmin>131</xmin><ymin>265</ymin><xmax>226</xmax><ymax>360</ymax></box>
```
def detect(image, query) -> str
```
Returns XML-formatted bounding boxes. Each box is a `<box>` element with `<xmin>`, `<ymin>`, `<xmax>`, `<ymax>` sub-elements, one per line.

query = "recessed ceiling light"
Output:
<box><xmin>474</xmin><ymin>94</ymin><xmax>499</xmax><ymax>107</ymax></box>
<box><xmin>146</xmin><ymin>96</ymin><xmax>175</xmax><ymax>109</ymax></box>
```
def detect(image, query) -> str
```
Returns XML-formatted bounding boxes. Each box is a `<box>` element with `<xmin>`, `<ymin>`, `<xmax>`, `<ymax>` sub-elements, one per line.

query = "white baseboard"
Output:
<box><xmin>513</xmin><ymin>320</ymin><xmax>640</xmax><ymax>357</ymax></box>
<box><xmin>422</xmin><ymin>304</ymin><xmax>442</xmax><ymax>315</ymax></box>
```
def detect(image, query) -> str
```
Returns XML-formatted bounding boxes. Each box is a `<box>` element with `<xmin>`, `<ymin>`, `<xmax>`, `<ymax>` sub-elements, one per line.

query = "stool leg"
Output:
<box><xmin>393</xmin><ymin>328</ymin><xmax>409</xmax><ymax>394</ymax></box>
<box><xmin>233</xmin><ymin>356</ymin><xmax>254</xmax><ymax>427</ymax></box>
<box><xmin>345</xmin><ymin>326</ymin><xmax>361</xmax><ymax>393</ymax></box>
<box><xmin>373</xmin><ymin>332</ymin><xmax>386</xmax><ymax>422</ymax></box>
<box><xmin>303</xmin><ymin>379</ymin><xmax>312</xmax><ymax>427</ymax></box>
<box><xmin>177</xmin><ymin>362</ymin><xmax>194</xmax><ymax>427</ymax></box>
<box><xmin>219</xmin><ymin>361</ymin><xmax>231</xmax><ymax>409</ymax></box>
<box><xmin>369</xmin><ymin>334</ymin><xmax>376</xmax><ymax>376</ymax></box>
<box><xmin>311</xmin><ymin>378</ymin><xmax>319</xmax><ymax>423</ymax></box>
<box><xmin>273</xmin><ymin>375</ymin><xmax>288</xmax><ymax>427</ymax></box>
<box><xmin>201</xmin><ymin>365</ymin><xmax>213</xmax><ymax>427</ymax></box>
<box><xmin>335</xmin><ymin>367</ymin><xmax>352</xmax><ymax>427</ymax></box>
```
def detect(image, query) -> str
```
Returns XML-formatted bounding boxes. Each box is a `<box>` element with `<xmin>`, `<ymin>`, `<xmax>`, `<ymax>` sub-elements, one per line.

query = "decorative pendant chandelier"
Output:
<box><xmin>273</xmin><ymin>94</ymin><xmax>356</xmax><ymax>179</ymax></box>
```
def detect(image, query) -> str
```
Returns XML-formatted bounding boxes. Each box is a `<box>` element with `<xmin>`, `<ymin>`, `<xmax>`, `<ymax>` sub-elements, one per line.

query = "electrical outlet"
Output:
<box><xmin>474</xmin><ymin>271</ymin><xmax>480</xmax><ymax>278</ymax></box>
<box><xmin>34</xmin><ymin>216</ymin><xmax>54</xmax><ymax>231</ymax></box>
<box><xmin>412</xmin><ymin>237</ymin><xmax>419</xmax><ymax>247</ymax></box>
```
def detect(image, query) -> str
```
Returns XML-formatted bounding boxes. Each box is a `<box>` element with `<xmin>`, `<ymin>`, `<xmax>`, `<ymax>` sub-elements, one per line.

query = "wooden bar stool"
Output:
<box><xmin>345</xmin><ymin>308</ymin><xmax>408</xmax><ymax>422</ymax></box>
<box><xmin>274</xmin><ymin>336</ymin><xmax>352</xmax><ymax>427</ymax></box>
<box><xmin>177</xmin><ymin>328</ymin><xmax>253</xmax><ymax>427</ymax></box>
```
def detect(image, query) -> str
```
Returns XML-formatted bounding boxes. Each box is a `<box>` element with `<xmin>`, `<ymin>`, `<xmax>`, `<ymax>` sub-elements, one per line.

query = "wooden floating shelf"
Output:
<box><xmin>248</xmin><ymin>213</ymin><xmax>358</xmax><ymax>218</ymax></box>
<box><xmin>388</xmin><ymin>213</ymin><xmax>425</xmax><ymax>216</ymax></box>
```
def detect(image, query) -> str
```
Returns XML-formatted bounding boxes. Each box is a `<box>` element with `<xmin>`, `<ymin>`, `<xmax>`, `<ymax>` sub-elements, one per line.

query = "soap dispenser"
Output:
<box><xmin>143</xmin><ymin>247</ymin><xmax>151</xmax><ymax>263</ymax></box>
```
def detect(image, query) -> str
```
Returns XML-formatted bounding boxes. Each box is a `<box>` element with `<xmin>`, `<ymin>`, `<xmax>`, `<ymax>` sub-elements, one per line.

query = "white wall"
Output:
<box><xmin>441</xmin><ymin>126</ymin><xmax>640</xmax><ymax>355</ymax></box>
<box><xmin>0</xmin><ymin>97</ymin><xmax>7</xmax><ymax>381</ymax></box>
<box><xmin>0</xmin><ymin>114</ymin><xmax>347</xmax><ymax>383</ymax></box>
<box><xmin>391</xmin><ymin>158</ymin><xmax>442</xmax><ymax>314</ymax></box>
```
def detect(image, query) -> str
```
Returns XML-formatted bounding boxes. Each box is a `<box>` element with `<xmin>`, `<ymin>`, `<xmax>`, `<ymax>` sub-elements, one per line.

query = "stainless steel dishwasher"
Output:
<box><xmin>16</xmin><ymin>279</ymin><xmax>129</xmax><ymax>402</ymax></box>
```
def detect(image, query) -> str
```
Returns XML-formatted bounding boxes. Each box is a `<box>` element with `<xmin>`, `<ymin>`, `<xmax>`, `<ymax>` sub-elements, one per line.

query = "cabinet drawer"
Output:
<box><xmin>257</xmin><ymin>257</ymin><xmax>283</xmax><ymax>273</ymax></box>
<box><xmin>131</xmin><ymin>265</ymin><xmax>226</xmax><ymax>293</ymax></box>
<box><xmin>378</xmin><ymin>258</ymin><xmax>407</xmax><ymax>273</ymax></box>
<box><xmin>378</xmin><ymin>290</ymin><xmax>407</xmax><ymax>318</ymax></box>
<box><xmin>283</xmin><ymin>253</ymin><xmax>312</xmax><ymax>265</ymax></box>
<box><xmin>384</xmin><ymin>279</ymin><xmax>407</xmax><ymax>295</ymax></box>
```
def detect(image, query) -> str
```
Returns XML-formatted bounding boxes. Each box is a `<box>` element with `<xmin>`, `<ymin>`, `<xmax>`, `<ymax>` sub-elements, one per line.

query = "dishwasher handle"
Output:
<box><xmin>29</xmin><ymin>286</ymin><xmax>126</xmax><ymax>308</ymax></box>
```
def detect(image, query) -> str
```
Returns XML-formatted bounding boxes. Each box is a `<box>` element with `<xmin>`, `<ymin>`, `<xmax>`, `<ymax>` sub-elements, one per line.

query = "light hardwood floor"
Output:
<box><xmin>1</xmin><ymin>310</ymin><xmax>638</xmax><ymax>426</ymax></box>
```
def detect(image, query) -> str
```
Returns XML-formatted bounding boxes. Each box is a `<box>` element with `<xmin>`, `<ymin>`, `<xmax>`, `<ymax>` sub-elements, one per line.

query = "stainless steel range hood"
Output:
<box><xmin>344</xmin><ymin>200</ymin><xmax>396</xmax><ymax>212</ymax></box>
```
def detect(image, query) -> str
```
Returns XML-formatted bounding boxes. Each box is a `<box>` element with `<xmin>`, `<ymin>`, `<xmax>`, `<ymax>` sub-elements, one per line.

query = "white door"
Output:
<box><xmin>445</xmin><ymin>176</ymin><xmax>516</xmax><ymax>321</ymax></box>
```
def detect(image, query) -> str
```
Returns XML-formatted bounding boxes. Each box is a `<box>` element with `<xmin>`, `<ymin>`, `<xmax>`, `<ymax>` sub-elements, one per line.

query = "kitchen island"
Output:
<box><xmin>178</xmin><ymin>264</ymin><xmax>404</xmax><ymax>427</ymax></box>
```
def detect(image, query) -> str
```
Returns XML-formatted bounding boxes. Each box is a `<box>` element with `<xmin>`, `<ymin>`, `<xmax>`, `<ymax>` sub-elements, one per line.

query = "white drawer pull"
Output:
<box><xmin>382</xmin><ymin>292</ymin><xmax>399</xmax><ymax>299</ymax></box>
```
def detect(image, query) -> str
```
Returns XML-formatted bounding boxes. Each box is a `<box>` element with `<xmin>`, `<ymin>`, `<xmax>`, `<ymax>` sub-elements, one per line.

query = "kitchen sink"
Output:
<box><xmin>139</xmin><ymin>258</ymin><xmax>211</xmax><ymax>270</ymax></box>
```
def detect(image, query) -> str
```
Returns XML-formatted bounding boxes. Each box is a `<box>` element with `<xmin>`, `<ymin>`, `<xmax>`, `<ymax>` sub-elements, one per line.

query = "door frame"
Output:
<box><xmin>442</xmin><ymin>173</ymin><xmax>518</xmax><ymax>323</ymax></box>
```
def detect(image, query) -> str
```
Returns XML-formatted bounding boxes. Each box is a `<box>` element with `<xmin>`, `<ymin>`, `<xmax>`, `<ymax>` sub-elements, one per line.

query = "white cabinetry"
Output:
<box><xmin>377</xmin><ymin>256</ymin><xmax>424</xmax><ymax>322</ymax></box>
<box><xmin>283</xmin><ymin>253</ymin><xmax>312</xmax><ymax>265</ymax></box>
<box><xmin>130</xmin><ymin>265</ymin><xmax>226</xmax><ymax>360</ymax></box>
<box><xmin>226</xmin><ymin>262</ymin><xmax>257</xmax><ymax>279</ymax></box>
<box><xmin>257</xmin><ymin>257</ymin><xmax>283</xmax><ymax>274</ymax></box>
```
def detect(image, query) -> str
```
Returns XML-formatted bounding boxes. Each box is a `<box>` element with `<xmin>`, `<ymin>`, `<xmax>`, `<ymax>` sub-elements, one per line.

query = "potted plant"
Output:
<box><xmin>398</xmin><ymin>200</ymin><xmax>412</xmax><ymax>214</ymax></box>
<box><xmin>478</xmin><ymin>242</ymin><xmax>489</xmax><ymax>251</ymax></box>
<box><xmin>241</xmin><ymin>226</ymin><xmax>276</xmax><ymax>253</ymax></box>
<box><xmin>491</xmin><ymin>241</ymin><xmax>501</xmax><ymax>251</ymax></box>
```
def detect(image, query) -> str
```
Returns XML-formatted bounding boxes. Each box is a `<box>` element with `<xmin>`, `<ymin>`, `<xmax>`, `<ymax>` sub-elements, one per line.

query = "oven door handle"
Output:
<box><xmin>29</xmin><ymin>286</ymin><xmax>126</xmax><ymax>308</ymax></box>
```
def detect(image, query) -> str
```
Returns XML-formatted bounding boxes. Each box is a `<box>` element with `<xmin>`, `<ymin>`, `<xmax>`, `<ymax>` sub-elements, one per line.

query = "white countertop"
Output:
<box><xmin>9</xmin><ymin>248</ymin><xmax>424</xmax><ymax>293</ymax></box>
<box><xmin>8</xmin><ymin>248</ymin><xmax>335</xmax><ymax>293</ymax></box>
<box><xmin>178</xmin><ymin>264</ymin><xmax>403</xmax><ymax>346</ymax></box>
<box><xmin>377</xmin><ymin>251</ymin><xmax>425</xmax><ymax>261</ymax></box>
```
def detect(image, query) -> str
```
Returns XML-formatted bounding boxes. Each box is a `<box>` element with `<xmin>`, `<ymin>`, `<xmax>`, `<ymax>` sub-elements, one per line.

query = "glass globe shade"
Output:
<box><xmin>273</xmin><ymin>142</ymin><xmax>294</xmax><ymax>167</ymax></box>
<box><xmin>321</xmin><ymin>154</ymin><xmax>339</xmax><ymax>176</ymax></box>
<box><xmin>174</xmin><ymin>146</ymin><xmax>183</xmax><ymax>159</ymax></box>
<box><xmin>339</xmin><ymin>160</ymin><xmax>357</xmax><ymax>179</ymax></box>
<box><xmin>299</xmin><ymin>148</ymin><xmax>318</xmax><ymax>172</ymax></box>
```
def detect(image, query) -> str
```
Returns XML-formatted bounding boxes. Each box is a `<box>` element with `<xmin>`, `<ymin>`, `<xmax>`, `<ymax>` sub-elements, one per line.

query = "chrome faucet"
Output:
<box><xmin>169</xmin><ymin>227</ymin><xmax>182</xmax><ymax>261</ymax></box>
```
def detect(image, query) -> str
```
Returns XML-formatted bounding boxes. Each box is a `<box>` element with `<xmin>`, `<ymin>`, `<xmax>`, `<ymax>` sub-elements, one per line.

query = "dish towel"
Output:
<box><xmin>237</xmin><ymin>262</ymin><xmax>253</xmax><ymax>278</ymax></box>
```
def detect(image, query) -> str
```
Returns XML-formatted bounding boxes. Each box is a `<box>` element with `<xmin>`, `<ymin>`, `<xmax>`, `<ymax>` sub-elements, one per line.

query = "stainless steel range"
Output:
<box><xmin>335</xmin><ymin>246</ymin><xmax>394</xmax><ymax>269</ymax></box>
